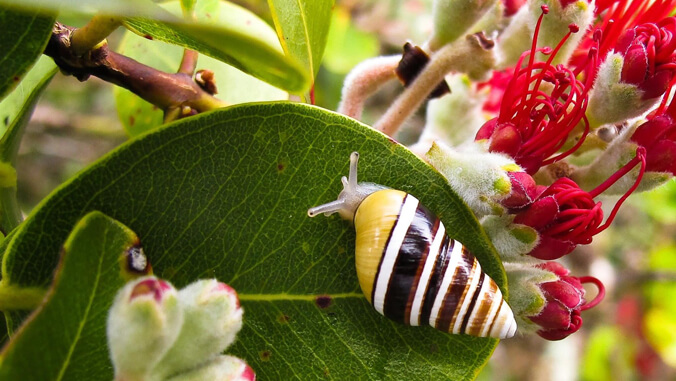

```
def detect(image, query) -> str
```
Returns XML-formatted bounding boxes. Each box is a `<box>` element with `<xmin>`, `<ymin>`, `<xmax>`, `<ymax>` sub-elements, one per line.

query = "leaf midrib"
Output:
<box><xmin>238</xmin><ymin>292</ymin><xmax>363</xmax><ymax>301</ymax></box>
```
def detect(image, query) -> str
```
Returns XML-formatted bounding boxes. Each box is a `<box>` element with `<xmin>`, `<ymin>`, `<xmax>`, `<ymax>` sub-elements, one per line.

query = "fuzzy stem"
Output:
<box><xmin>338</xmin><ymin>55</ymin><xmax>400</xmax><ymax>120</ymax></box>
<box><xmin>375</xmin><ymin>33</ymin><xmax>495</xmax><ymax>136</ymax></box>
<box><xmin>70</xmin><ymin>15</ymin><xmax>122</xmax><ymax>56</ymax></box>
<box><xmin>45</xmin><ymin>22</ymin><xmax>227</xmax><ymax>114</ymax></box>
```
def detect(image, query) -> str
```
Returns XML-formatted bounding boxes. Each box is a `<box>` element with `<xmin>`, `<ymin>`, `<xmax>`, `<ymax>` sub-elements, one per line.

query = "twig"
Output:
<box><xmin>70</xmin><ymin>14</ymin><xmax>122</xmax><ymax>56</ymax></box>
<box><xmin>45</xmin><ymin>22</ymin><xmax>227</xmax><ymax>115</ymax></box>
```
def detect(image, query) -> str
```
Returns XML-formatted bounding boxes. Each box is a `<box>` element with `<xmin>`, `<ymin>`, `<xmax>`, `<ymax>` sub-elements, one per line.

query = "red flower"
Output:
<box><xmin>476</xmin><ymin>7</ymin><xmax>597</xmax><ymax>174</ymax></box>
<box><xmin>615</xmin><ymin>17</ymin><xmax>676</xmax><ymax>99</ymax></box>
<box><xmin>631</xmin><ymin>115</ymin><xmax>676</xmax><ymax>174</ymax></box>
<box><xmin>529</xmin><ymin>262</ymin><xmax>605</xmax><ymax>340</ymax></box>
<box><xmin>514</xmin><ymin>147</ymin><xmax>647</xmax><ymax>259</ymax></box>
<box><xmin>569</xmin><ymin>0</ymin><xmax>676</xmax><ymax>71</ymax></box>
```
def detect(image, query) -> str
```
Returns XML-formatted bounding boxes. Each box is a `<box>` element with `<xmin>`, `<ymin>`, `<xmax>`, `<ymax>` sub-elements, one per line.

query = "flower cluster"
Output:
<box><xmin>107</xmin><ymin>276</ymin><xmax>253</xmax><ymax>381</ymax></box>
<box><xmin>339</xmin><ymin>0</ymin><xmax>676</xmax><ymax>341</ymax></box>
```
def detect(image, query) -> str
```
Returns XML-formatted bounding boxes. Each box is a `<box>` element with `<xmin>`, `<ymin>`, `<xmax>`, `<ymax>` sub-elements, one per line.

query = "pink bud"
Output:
<box><xmin>488</xmin><ymin>123</ymin><xmax>522</xmax><ymax>157</ymax></box>
<box><xmin>475</xmin><ymin>118</ymin><xmax>498</xmax><ymax>140</ymax></box>
<box><xmin>630</xmin><ymin>115</ymin><xmax>674</xmax><ymax>149</ymax></box>
<box><xmin>513</xmin><ymin>196</ymin><xmax>558</xmax><ymax>230</ymax></box>
<box><xmin>129</xmin><ymin>278</ymin><xmax>173</xmax><ymax>303</ymax></box>
<box><xmin>631</xmin><ymin>115</ymin><xmax>676</xmax><ymax>174</ymax></box>
<box><xmin>528</xmin><ymin>235</ymin><xmax>576</xmax><ymax>260</ymax></box>
<box><xmin>621</xmin><ymin>44</ymin><xmax>649</xmax><ymax>85</ymax></box>
<box><xmin>645</xmin><ymin>139</ymin><xmax>676</xmax><ymax>174</ymax></box>
<box><xmin>501</xmin><ymin>171</ymin><xmax>540</xmax><ymax>209</ymax></box>
<box><xmin>238</xmin><ymin>363</ymin><xmax>256</xmax><ymax>381</ymax></box>
<box><xmin>528</xmin><ymin>262</ymin><xmax>605</xmax><ymax>340</ymax></box>
<box><xmin>502</xmin><ymin>0</ymin><xmax>527</xmax><ymax>17</ymax></box>
<box><xmin>212</xmin><ymin>282</ymin><xmax>242</xmax><ymax>310</ymax></box>
<box><xmin>615</xmin><ymin>18</ymin><xmax>676</xmax><ymax>100</ymax></box>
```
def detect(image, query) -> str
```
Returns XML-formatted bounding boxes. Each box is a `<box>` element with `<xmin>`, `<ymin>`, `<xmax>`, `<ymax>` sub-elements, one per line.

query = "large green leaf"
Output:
<box><xmin>0</xmin><ymin>56</ymin><xmax>57</xmax><ymax>234</ymax></box>
<box><xmin>268</xmin><ymin>0</ymin><xmax>334</xmax><ymax>100</ymax></box>
<box><xmin>114</xmin><ymin>0</ymin><xmax>287</xmax><ymax>136</ymax></box>
<box><xmin>0</xmin><ymin>212</ymin><xmax>141</xmax><ymax>380</ymax></box>
<box><xmin>3</xmin><ymin>102</ymin><xmax>505</xmax><ymax>379</ymax></box>
<box><xmin>0</xmin><ymin>6</ymin><xmax>54</xmax><ymax>101</ymax></box>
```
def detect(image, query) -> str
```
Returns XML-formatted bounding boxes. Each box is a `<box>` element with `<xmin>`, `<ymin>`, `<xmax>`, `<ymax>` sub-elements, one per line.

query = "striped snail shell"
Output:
<box><xmin>308</xmin><ymin>152</ymin><xmax>517</xmax><ymax>339</ymax></box>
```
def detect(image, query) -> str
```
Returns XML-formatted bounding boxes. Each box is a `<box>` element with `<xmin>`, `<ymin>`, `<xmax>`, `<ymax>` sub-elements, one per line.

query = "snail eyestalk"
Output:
<box><xmin>307</xmin><ymin>152</ymin><xmax>386</xmax><ymax>221</ymax></box>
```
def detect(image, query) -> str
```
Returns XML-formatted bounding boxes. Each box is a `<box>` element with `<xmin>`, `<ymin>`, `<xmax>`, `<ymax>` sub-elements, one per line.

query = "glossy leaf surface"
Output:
<box><xmin>3</xmin><ymin>102</ymin><xmax>506</xmax><ymax>379</ymax></box>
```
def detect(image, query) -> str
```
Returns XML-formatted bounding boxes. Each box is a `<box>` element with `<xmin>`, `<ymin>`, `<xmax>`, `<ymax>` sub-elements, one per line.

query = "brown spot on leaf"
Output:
<box><xmin>13</xmin><ymin>76</ymin><xmax>19</xmax><ymax>82</ymax></box>
<box><xmin>278</xmin><ymin>313</ymin><xmax>290</xmax><ymax>324</ymax></box>
<box><xmin>277</xmin><ymin>163</ymin><xmax>285</xmax><ymax>172</ymax></box>
<box><xmin>143</xmin><ymin>34</ymin><xmax>153</xmax><ymax>40</ymax></box>
<box><xmin>4</xmin><ymin>116</ymin><xmax>9</xmax><ymax>126</ymax></box>
<box><xmin>259</xmin><ymin>350</ymin><xmax>271</xmax><ymax>361</ymax></box>
<box><xmin>129</xmin><ymin>115</ymin><xmax>135</xmax><ymax>126</ymax></box>
<box><xmin>315</xmin><ymin>295</ymin><xmax>332</xmax><ymax>309</ymax></box>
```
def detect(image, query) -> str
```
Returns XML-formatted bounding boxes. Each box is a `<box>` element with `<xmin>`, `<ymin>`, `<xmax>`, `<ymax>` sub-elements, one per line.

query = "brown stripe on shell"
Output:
<box><xmin>460</xmin><ymin>271</ymin><xmax>485</xmax><ymax>334</ymax></box>
<box><xmin>487</xmin><ymin>298</ymin><xmax>505</xmax><ymax>337</ymax></box>
<box><xmin>468</xmin><ymin>280</ymin><xmax>499</xmax><ymax>336</ymax></box>
<box><xmin>446</xmin><ymin>250</ymin><xmax>479</xmax><ymax>333</ymax></box>
<box><xmin>434</xmin><ymin>242</ymin><xmax>473</xmax><ymax>332</ymax></box>
<box><xmin>403</xmin><ymin>218</ymin><xmax>441</xmax><ymax>325</ymax></box>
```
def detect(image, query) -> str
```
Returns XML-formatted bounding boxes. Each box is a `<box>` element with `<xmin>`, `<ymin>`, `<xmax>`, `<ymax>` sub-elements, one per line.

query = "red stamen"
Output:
<box><xmin>591</xmin><ymin>147</ymin><xmax>647</xmax><ymax>234</ymax></box>
<box><xmin>578</xmin><ymin>276</ymin><xmax>606</xmax><ymax>311</ymax></box>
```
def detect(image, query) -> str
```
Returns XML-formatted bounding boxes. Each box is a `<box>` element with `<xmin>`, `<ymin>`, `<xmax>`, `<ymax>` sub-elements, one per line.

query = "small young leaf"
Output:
<box><xmin>268</xmin><ymin>0</ymin><xmax>334</xmax><ymax>100</ymax></box>
<box><xmin>0</xmin><ymin>6</ymin><xmax>54</xmax><ymax>100</ymax></box>
<box><xmin>3</xmin><ymin>103</ymin><xmax>506</xmax><ymax>379</ymax></box>
<box><xmin>0</xmin><ymin>212</ymin><xmax>142</xmax><ymax>380</ymax></box>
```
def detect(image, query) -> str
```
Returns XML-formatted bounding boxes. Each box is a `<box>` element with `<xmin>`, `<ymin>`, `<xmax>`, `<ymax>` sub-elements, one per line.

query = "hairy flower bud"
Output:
<box><xmin>107</xmin><ymin>276</ymin><xmax>183</xmax><ymax>381</ymax></box>
<box><xmin>528</xmin><ymin>262</ymin><xmax>604</xmax><ymax>340</ymax></box>
<box><xmin>164</xmin><ymin>356</ymin><xmax>256</xmax><ymax>381</ymax></box>
<box><xmin>153</xmin><ymin>279</ymin><xmax>244</xmax><ymax>379</ymax></box>
<box><xmin>427</xmin><ymin>141</ymin><xmax>525</xmax><ymax>217</ymax></box>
